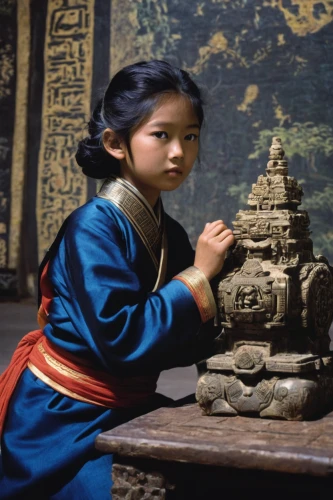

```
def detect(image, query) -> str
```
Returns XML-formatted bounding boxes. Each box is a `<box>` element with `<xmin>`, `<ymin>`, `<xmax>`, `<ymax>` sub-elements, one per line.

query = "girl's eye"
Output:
<box><xmin>153</xmin><ymin>131</ymin><xmax>168</xmax><ymax>139</ymax></box>
<box><xmin>185</xmin><ymin>133</ymin><xmax>199</xmax><ymax>141</ymax></box>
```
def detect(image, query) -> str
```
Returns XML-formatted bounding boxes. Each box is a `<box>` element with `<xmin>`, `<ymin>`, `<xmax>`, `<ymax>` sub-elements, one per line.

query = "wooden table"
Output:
<box><xmin>95</xmin><ymin>395</ymin><xmax>333</xmax><ymax>499</ymax></box>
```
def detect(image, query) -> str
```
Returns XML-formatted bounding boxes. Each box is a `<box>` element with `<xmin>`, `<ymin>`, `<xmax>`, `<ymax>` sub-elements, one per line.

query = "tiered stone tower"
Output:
<box><xmin>196</xmin><ymin>137</ymin><xmax>333</xmax><ymax>420</ymax></box>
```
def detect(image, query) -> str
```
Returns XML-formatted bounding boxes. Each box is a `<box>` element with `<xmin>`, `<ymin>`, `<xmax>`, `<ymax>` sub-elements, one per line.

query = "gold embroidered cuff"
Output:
<box><xmin>172</xmin><ymin>266</ymin><xmax>217</xmax><ymax>323</ymax></box>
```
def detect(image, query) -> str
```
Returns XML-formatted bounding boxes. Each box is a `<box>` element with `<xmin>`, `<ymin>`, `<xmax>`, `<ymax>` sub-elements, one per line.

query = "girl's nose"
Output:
<box><xmin>169</xmin><ymin>140</ymin><xmax>184</xmax><ymax>160</ymax></box>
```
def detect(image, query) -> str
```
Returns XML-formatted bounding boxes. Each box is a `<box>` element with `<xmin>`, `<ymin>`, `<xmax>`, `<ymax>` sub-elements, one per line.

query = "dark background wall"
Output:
<box><xmin>0</xmin><ymin>0</ymin><xmax>17</xmax><ymax>296</ymax></box>
<box><xmin>1</xmin><ymin>0</ymin><xmax>332</xmax><ymax>298</ymax></box>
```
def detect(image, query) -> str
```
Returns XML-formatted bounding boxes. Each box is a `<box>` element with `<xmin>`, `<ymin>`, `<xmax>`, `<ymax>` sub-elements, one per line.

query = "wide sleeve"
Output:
<box><xmin>48</xmin><ymin>208</ymin><xmax>216</xmax><ymax>375</ymax></box>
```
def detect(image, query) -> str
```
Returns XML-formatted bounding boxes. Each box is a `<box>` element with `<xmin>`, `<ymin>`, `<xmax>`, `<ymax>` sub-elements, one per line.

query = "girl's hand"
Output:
<box><xmin>194</xmin><ymin>220</ymin><xmax>235</xmax><ymax>281</ymax></box>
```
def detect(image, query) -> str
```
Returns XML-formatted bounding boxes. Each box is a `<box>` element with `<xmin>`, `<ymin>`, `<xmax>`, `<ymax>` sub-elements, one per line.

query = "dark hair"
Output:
<box><xmin>76</xmin><ymin>60</ymin><xmax>204</xmax><ymax>179</ymax></box>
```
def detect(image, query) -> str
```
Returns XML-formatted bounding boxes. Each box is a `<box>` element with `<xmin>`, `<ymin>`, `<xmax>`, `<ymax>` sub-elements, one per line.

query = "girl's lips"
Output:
<box><xmin>166</xmin><ymin>168</ymin><xmax>183</xmax><ymax>175</ymax></box>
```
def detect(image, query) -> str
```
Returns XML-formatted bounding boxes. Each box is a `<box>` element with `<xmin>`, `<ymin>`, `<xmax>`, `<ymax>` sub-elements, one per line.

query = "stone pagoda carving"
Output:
<box><xmin>196</xmin><ymin>137</ymin><xmax>333</xmax><ymax>420</ymax></box>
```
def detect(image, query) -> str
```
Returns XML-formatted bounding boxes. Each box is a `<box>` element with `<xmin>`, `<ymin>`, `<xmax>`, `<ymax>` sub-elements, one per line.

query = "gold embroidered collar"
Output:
<box><xmin>97</xmin><ymin>176</ymin><xmax>167</xmax><ymax>290</ymax></box>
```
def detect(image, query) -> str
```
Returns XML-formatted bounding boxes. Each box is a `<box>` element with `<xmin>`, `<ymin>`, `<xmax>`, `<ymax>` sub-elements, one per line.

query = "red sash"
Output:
<box><xmin>0</xmin><ymin>262</ymin><xmax>158</xmax><ymax>437</ymax></box>
<box><xmin>0</xmin><ymin>329</ymin><xmax>43</xmax><ymax>437</ymax></box>
<box><xmin>27</xmin><ymin>336</ymin><xmax>158</xmax><ymax>409</ymax></box>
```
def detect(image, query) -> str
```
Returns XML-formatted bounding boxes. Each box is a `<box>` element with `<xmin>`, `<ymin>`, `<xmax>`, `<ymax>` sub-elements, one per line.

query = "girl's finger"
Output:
<box><xmin>205</xmin><ymin>221</ymin><xmax>227</xmax><ymax>237</ymax></box>
<box><xmin>215</xmin><ymin>229</ymin><xmax>234</xmax><ymax>242</ymax></box>
<box><xmin>216</xmin><ymin>233</ymin><xmax>235</xmax><ymax>250</ymax></box>
<box><xmin>204</xmin><ymin>220</ymin><xmax>223</xmax><ymax>232</ymax></box>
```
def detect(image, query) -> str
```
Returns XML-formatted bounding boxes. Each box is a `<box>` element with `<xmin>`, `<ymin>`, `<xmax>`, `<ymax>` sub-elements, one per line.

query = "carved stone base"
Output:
<box><xmin>112</xmin><ymin>461</ymin><xmax>176</xmax><ymax>500</ymax></box>
<box><xmin>196</xmin><ymin>364</ymin><xmax>333</xmax><ymax>420</ymax></box>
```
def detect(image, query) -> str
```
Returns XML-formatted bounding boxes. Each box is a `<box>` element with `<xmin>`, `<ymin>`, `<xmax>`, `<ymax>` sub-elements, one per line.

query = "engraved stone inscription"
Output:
<box><xmin>36</xmin><ymin>0</ymin><xmax>94</xmax><ymax>261</ymax></box>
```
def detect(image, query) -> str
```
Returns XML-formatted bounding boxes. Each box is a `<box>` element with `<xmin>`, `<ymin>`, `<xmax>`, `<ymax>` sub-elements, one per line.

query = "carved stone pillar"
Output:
<box><xmin>197</xmin><ymin>137</ymin><xmax>333</xmax><ymax>420</ymax></box>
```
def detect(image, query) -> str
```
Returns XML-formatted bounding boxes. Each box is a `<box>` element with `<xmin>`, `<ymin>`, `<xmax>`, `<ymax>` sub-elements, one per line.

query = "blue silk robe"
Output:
<box><xmin>0</xmin><ymin>185</ymin><xmax>216</xmax><ymax>499</ymax></box>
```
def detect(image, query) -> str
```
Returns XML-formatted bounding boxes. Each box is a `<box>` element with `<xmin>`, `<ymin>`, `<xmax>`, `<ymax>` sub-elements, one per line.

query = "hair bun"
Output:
<box><xmin>75</xmin><ymin>97</ymin><xmax>120</xmax><ymax>179</ymax></box>
<box><xmin>76</xmin><ymin>137</ymin><xmax>118</xmax><ymax>179</ymax></box>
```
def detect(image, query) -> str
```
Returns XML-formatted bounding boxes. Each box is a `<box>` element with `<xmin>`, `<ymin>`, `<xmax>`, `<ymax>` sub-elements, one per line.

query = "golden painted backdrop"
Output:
<box><xmin>1</xmin><ymin>0</ymin><xmax>332</xmax><ymax>298</ymax></box>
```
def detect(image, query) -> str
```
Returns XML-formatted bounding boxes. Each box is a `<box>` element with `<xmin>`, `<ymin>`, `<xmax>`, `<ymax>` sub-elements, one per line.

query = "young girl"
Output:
<box><xmin>0</xmin><ymin>60</ymin><xmax>234</xmax><ymax>499</ymax></box>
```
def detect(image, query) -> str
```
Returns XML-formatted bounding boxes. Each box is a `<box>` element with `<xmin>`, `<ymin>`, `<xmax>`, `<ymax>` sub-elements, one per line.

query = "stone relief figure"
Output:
<box><xmin>196</xmin><ymin>374</ymin><xmax>237</xmax><ymax>416</ymax></box>
<box><xmin>260</xmin><ymin>378</ymin><xmax>317</xmax><ymax>421</ymax></box>
<box><xmin>236</xmin><ymin>285</ymin><xmax>261</xmax><ymax>310</ymax></box>
<box><xmin>197</xmin><ymin>137</ymin><xmax>333</xmax><ymax>420</ymax></box>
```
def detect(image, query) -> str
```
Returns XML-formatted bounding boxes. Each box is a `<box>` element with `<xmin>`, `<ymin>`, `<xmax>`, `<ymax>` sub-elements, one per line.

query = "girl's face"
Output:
<box><xmin>120</xmin><ymin>94</ymin><xmax>200</xmax><ymax>207</ymax></box>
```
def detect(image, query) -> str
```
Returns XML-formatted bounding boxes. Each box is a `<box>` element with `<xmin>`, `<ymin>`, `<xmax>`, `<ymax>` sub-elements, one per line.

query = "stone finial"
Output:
<box><xmin>266</xmin><ymin>136</ymin><xmax>288</xmax><ymax>177</ymax></box>
<box><xmin>269</xmin><ymin>137</ymin><xmax>284</xmax><ymax>160</ymax></box>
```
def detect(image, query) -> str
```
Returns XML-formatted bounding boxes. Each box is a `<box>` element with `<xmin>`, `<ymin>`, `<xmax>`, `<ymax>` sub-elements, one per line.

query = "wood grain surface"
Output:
<box><xmin>96</xmin><ymin>396</ymin><xmax>333</xmax><ymax>477</ymax></box>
